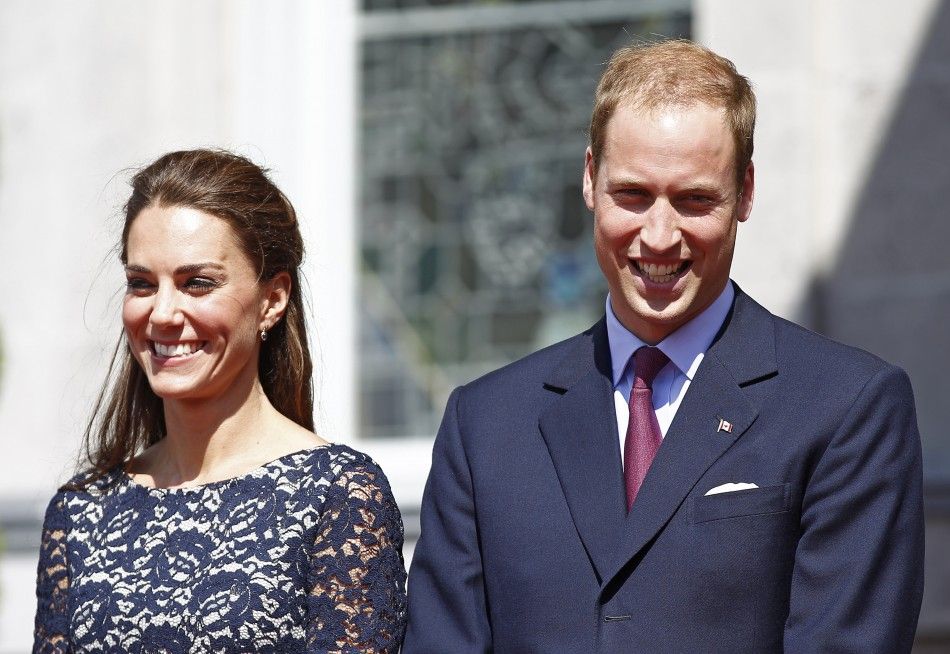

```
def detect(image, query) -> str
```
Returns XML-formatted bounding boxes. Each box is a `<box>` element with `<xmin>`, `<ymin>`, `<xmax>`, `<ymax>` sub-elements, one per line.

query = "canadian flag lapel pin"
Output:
<box><xmin>717</xmin><ymin>418</ymin><xmax>734</xmax><ymax>433</ymax></box>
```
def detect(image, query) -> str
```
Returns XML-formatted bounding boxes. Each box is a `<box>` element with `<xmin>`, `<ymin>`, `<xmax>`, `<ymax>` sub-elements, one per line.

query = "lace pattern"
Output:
<box><xmin>33</xmin><ymin>444</ymin><xmax>407</xmax><ymax>653</ymax></box>
<box><xmin>34</xmin><ymin>495</ymin><xmax>70</xmax><ymax>653</ymax></box>
<box><xmin>307</xmin><ymin>467</ymin><xmax>406</xmax><ymax>651</ymax></box>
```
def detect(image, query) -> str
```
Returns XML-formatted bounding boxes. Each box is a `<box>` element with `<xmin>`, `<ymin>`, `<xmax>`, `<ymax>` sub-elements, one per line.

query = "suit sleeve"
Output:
<box><xmin>403</xmin><ymin>387</ymin><xmax>492</xmax><ymax>653</ymax></box>
<box><xmin>784</xmin><ymin>365</ymin><xmax>925</xmax><ymax>653</ymax></box>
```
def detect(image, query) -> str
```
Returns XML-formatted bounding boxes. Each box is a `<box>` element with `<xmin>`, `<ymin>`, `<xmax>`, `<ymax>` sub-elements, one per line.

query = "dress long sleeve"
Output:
<box><xmin>31</xmin><ymin>445</ymin><xmax>405</xmax><ymax>652</ymax></box>
<box><xmin>33</xmin><ymin>492</ymin><xmax>72</xmax><ymax>654</ymax></box>
<box><xmin>306</xmin><ymin>461</ymin><xmax>407</xmax><ymax>653</ymax></box>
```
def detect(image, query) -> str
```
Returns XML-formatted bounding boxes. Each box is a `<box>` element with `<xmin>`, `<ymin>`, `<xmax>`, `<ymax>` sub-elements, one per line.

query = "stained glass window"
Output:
<box><xmin>358</xmin><ymin>0</ymin><xmax>691</xmax><ymax>438</ymax></box>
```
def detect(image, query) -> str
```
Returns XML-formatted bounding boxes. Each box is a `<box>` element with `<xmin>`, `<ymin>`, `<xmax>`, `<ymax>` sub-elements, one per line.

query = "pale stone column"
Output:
<box><xmin>695</xmin><ymin>0</ymin><xmax>936</xmax><ymax>323</ymax></box>
<box><xmin>0</xmin><ymin>2</ymin><xmax>358</xmax><ymax>649</ymax></box>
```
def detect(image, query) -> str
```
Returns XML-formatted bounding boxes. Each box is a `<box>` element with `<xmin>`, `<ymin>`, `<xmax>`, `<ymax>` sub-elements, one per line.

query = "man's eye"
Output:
<box><xmin>679</xmin><ymin>195</ymin><xmax>717</xmax><ymax>212</ymax></box>
<box><xmin>614</xmin><ymin>189</ymin><xmax>650</xmax><ymax>203</ymax></box>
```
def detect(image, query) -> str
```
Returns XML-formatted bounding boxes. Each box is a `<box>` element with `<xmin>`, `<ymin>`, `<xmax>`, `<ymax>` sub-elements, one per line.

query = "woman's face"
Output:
<box><xmin>122</xmin><ymin>205</ymin><xmax>273</xmax><ymax>403</ymax></box>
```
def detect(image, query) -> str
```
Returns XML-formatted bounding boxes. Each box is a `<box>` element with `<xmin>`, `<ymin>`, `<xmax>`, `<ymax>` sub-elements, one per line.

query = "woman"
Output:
<box><xmin>33</xmin><ymin>149</ymin><xmax>406</xmax><ymax>653</ymax></box>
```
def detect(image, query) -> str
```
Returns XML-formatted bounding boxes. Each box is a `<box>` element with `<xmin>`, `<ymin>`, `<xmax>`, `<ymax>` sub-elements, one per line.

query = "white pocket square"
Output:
<box><xmin>705</xmin><ymin>482</ymin><xmax>759</xmax><ymax>496</ymax></box>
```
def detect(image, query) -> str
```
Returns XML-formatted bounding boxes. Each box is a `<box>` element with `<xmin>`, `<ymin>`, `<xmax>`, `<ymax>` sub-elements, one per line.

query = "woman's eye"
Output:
<box><xmin>125</xmin><ymin>278</ymin><xmax>153</xmax><ymax>292</ymax></box>
<box><xmin>185</xmin><ymin>277</ymin><xmax>218</xmax><ymax>291</ymax></box>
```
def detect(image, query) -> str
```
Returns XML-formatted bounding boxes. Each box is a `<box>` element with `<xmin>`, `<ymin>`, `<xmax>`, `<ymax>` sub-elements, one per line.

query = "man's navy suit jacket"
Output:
<box><xmin>403</xmin><ymin>285</ymin><xmax>925</xmax><ymax>653</ymax></box>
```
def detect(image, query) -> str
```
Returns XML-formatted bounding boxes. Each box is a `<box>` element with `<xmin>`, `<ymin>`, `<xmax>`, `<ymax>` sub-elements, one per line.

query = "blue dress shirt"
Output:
<box><xmin>607</xmin><ymin>282</ymin><xmax>735</xmax><ymax>465</ymax></box>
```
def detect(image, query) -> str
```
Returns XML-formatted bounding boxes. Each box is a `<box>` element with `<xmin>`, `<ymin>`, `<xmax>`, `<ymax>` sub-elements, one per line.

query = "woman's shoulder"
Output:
<box><xmin>55</xmin><ymin>465</ymin><xmax>128</xmax><ymax>498</ymax></box>
<box><xmin>40</xmin><ymin>466</ymin><xmax>128</xmax><ymax>529</ymax></box>
<box><xmin>283</xmin><ymin>443</ymin><xmax>398</xmax><ymax>512</ymax></box>
<box><xmin>268</xmin><ymin>444</ymin><xmax>402</xmax><ymax>540</ymax></box>
<box><xmin>310</xmin><ymin>444</ymin><xmax>404</xmax><ymax>540</ymax></box>
<box><xmin>291</xmin><ymin>442</ymin><xmax>390</xmax><ymax>486</ymax></box>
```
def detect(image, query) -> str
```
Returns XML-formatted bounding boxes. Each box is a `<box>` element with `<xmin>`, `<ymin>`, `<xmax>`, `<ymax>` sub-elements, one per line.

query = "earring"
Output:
<box><xmin>260</xmin><ymin>329</ymin><xmax>268</xmax><ymax>342</ymax></box>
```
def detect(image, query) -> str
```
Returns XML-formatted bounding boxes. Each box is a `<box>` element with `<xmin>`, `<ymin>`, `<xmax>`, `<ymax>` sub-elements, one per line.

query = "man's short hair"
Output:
<box><xmin>589</xmin><ymin>39</ymin><xmax>756</xmax><ymax>190</ymax></box>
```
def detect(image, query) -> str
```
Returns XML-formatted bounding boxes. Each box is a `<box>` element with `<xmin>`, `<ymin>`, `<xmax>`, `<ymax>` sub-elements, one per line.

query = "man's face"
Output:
<box><xmin>583</xmin><ymin>102</ymin><xmax>754</xmax><ymax>344</ymax></box>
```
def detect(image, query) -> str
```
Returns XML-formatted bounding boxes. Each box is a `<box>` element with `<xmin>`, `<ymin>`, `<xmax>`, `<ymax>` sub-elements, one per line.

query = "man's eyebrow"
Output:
<box><xmin>680</xmin><ymin>184</ymin><xmax>722</xmax><ymax>195</ymax></box>
<box><xmin>605</xmin><ymin>176</ymin><xmax>647</xmax><ymax>187</ymax></box>
<box><xmin>124</xmin><ymin>262</ymin><xmax>226</xmax><ymax>274</ymax></box>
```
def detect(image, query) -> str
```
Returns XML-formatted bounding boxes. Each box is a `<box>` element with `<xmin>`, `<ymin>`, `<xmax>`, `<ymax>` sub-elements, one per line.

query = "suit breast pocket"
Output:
<box><xmin>690</xmin><ymin>483</ymin><xmax>791</xmax><ymax>524</ymax></box>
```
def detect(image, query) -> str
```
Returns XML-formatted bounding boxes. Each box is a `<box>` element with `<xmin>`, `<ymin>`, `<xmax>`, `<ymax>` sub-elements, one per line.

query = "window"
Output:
<box><xmin>358</xmin><ymin>0</ymin><xmax>691</xmax><ymax>438</ymax></box>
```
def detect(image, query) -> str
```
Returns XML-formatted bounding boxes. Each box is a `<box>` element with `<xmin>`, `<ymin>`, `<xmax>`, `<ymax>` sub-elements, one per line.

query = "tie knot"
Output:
<box><xmin>633</xmin><ymin>346</ymin><xmax>669</xmax><ymax>390</ymax></box>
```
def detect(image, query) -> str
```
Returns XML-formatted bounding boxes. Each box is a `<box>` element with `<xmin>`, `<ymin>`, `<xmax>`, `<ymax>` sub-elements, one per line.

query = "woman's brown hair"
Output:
<box><xmin>72</xmin><ymin>149</ymin><xmax>314</xmax><ymax>488</ymax></box>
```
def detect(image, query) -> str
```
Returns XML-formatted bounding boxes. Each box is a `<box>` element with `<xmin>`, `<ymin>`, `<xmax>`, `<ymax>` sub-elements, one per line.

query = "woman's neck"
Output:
<box><xmin>129</xmin><ymin>366</ymin><xmax>325</xmax><ymax>489</ymax></box>
<box><xmin>165</xmin><ymin>384</ymin><xmax>267</xmax><ymax>470</ymax></box>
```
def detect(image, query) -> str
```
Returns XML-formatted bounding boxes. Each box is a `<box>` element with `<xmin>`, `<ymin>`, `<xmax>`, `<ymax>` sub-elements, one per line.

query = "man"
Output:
<box><xmin>403</xmin><ymin>40</ymin><xmax>924</xmax><ymax>653</ymax></box>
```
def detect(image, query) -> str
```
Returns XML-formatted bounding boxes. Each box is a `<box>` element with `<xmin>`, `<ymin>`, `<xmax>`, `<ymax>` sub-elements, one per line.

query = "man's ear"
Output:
<box><xmin>737</xmin><ymin>161</ymin><xmax>755</xmax><ymax>223</ymax></box>
<box><xmin>260</xmin><ymin>271</ymin><xmax>292</xmax><ymax>331</ymax></box>
<box><xmin>583</xmin><ymin>147</ymin><xmax>596</xmax><ymax>212</ymax></box>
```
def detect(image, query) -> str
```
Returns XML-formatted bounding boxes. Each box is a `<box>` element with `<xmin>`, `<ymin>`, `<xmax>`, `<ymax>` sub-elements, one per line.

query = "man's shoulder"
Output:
<box><xmin>772</xmin><ymin>310</ymin><xmax>892</xmax><ymax>373</ymax></box>
<box><xmin>738</xmin><ymin>290</ymin><xmax>902</xmax><ymax>384</ymax></box>
<box><xmin>460</xmin><ymin>323</ymin><xmax>600</xmax><ymax>399</ymax></box>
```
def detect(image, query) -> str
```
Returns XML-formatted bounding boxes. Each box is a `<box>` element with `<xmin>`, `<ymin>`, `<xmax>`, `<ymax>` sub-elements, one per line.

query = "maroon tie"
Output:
<box><xmin>624</xmin><ymin>346</ymin><xmax>669</xmax><ymax>510</ymax></box>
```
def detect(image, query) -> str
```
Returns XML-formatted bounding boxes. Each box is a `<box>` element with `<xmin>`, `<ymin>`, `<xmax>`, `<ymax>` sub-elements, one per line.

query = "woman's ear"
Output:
<box><xmin>260</xmin><ymin>271</ymin><xmax>292</xmax><ymax>331</ymax></box>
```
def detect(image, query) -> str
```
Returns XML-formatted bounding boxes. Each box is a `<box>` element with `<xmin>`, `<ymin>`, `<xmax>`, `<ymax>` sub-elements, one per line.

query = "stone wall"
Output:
<box><xmin>698</xmin><ymin>0</ymin><xmax>950</xmax><ymax>647</ymax></box>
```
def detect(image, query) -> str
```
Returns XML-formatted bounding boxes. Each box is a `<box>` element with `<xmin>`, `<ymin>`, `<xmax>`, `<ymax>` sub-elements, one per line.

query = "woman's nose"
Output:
<box><xmin>149</xmin><ymin>285</ymin><xmax>185</xmax><ymax>327</ymax></box>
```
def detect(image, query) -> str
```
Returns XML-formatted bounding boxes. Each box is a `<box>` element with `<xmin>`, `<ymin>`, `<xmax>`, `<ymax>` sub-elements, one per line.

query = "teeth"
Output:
<box><xmin>643</xmin><ymin>263</ymin><xmax>676</xmax><ymax>276</ymax></box>
<box><xmin>638</xmin><ymin>261</ymin><xmax>685</xmax><ymax>283</ymax></box>
<box><xmin>153</xmin><ymin>342</ymin><xmax>200</xmax><ymax>358</ymax></box>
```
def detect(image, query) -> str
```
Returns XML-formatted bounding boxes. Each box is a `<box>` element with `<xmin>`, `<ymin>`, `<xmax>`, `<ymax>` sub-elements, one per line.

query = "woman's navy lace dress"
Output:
<box><xmin>33</xmin><ymin>444</ymin><xmax>406</xmax><ymax>653</ymax></box>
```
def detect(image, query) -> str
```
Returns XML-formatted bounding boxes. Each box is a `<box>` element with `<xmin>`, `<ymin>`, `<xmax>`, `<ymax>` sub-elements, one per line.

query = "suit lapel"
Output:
<box><xmin>603</xmin><ymin>286</ymin><xmax>779</xmax><ymax>587</ymax></box>
<box><xmin>539</xmin><ymin>319</ymin><xmax>627</xmax><ymax>583</ymax></box>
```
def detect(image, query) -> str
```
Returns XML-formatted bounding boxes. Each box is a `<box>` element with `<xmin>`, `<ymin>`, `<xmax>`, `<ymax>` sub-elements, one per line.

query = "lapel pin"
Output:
<box><xmin>717</xmin><ymin>418</ymin><xmax>734</xmax><ymax>433</ymax></box>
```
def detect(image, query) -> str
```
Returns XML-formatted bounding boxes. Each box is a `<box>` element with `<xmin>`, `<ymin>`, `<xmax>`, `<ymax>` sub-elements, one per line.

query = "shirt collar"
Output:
<box><xmin>606</xmin><ymin>282</ymin><xmax>735</xmax><ymax>387</ymax></box>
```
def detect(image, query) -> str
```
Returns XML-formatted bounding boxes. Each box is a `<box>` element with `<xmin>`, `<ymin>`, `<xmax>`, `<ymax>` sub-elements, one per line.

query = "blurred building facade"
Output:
<box><xmin>0</xmin><ymin>0</ymin><xmax>947</xmax><ymax>650</ymax></box>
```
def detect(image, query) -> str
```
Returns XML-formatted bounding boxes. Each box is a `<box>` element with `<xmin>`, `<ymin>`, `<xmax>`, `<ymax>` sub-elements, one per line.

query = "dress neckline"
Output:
<box><xmin>120</xmin><ymin>443</ymin><xmax>337</xmax><ymax>494</ymax></box>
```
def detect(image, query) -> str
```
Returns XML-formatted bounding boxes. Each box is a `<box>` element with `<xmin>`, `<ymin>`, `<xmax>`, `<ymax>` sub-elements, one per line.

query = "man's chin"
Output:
<box><xmin>618</xmin><ymin>289</ymin><xmax>686</xmax><ymax>320</ymax></box>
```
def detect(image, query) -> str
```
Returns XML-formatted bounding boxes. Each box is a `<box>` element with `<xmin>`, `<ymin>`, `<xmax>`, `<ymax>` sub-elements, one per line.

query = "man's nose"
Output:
<box><xmin>150</xmin><ymin>285</ymin><xmax>185</xmax><ymax>327</ymax></box>
<box><xmin>639</xmin><ymin>200</ymin><xmax>681</xmax><ymax>253</ymax></box>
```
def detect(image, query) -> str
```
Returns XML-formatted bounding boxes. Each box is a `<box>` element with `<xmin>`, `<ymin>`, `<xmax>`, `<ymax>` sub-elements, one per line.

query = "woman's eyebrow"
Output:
<box><xmin>174</xmin><ymin>262</ymin><xmax>225</xmax><ymax>274</ymax></box>
<box><xmin>123</xmin><ymin>262</ymin><xmax>225</xmax><ymax>274</ymax></box>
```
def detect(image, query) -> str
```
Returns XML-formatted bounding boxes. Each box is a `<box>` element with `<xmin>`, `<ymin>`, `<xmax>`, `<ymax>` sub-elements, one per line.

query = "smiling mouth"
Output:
<box><xmin>150</xmin><ymin>341</ymin><xmax>206</xmax><ymax>358</ymax></box>
<box><xmin>632</xmin><ymin>260</ymin><xmax>691</xmax><ymax>284</ymax></box>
